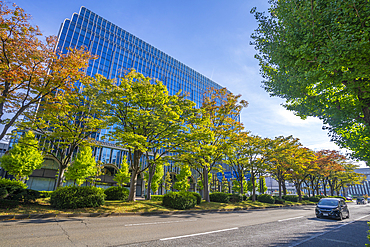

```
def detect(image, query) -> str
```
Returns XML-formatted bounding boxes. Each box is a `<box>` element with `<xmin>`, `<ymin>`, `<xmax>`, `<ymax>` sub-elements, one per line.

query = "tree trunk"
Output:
<box><xmin>282</xmin><ymin>179</ymin><xmax>287</xmax><ymax>196</ymax></box>
<box><xmin>128</xmin><ymin>150</ymin><xmax>142</xmax><ymax>201</ymax></box>
<box><xmin>55</xmin><ymin>164</ymin><xmax>66</xmax><ymax>189</ymax></box>
<box><xmin>240</xmin><ymin>174</ymin><xmax>244</xmax><ymax>195</ymax></box>
<box><xmin>203</xmin><ymin>167</ymin><xmax>210</xmax><ymax>202</ymax></box>
<box><xmin>323</xmin><ymin>180</ymin><xmax>327</xmax><ymax>196</ymax></box>
<box><xmin>146</xmin><ymin>164</ymin><xmax>155</xmax><ymax>200</ymax></box>
<box><xmin>278</xmin><ymin>178</ymin><xmax>282</xmax><ymax>199</ymax></box>
<box><xmin>128</xmin><ymin>169</ymin><xmax>138</xmax><ymax>201</ymax></box>
<box><xmin>252</xmin><ymin>173</ymin><xmax>256</xmax><ymax>202</ymax></box>
<box><xmin>295</xmin><ymin>183</ymin><xmax>302</xmax><ymax>202</ymax></box>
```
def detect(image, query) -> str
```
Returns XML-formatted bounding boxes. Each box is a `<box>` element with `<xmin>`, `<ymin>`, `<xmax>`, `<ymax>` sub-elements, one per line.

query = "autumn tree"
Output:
<box><xmin>64</xmin><ymin>145</ymin><xmax>97</xmax><ymax>186</ymax></box>
<box><xmin>242</xmin><ymin>134</ymin><xmax>270</xmax><ymax>201</ymax></box>
<box><xmin>0</xmin><ymin>131</ymin><xmax>43</xmax><ymax>182</ymax></box>
<box><xmin>175</xmin><ymin>88</ymin><xmax>247</xmax><ymax>202</ymax></box>
<box><xmin>251</xmin><ymin>0</ymin><xmax>370</xmax><ymax>163</ymax></box>
<box><xmin>91</xmin><ymin>70</ymin><xmax>196</xmax><ymax>201</ymax></box>
<box><xmin>285</xmin><ymin>147</ymin><xmax>317</xmax><ymax>201</ymax></box>
<box><xmin>266</xmin><ymin>136</ymin><xmax>301</xmax><ymax>199</ymax></box>
<box><xmin>224</xmin><ymin>131</ymin><xmax>249</xmax><ymax>195</ymax></box>
<box><xmin>114</xmin><ymin>155</ymin><xmax>130</xmax><ymax>187</ymax></box>
<box><xmin>20</xmin><ymin>75</ymin><xmax>107</xmax><ymax>188</ymax></box>
<box><xmin>0</xmin><ymin>2</ymin><xmax>93</xmax><ymax>141</ymax></box>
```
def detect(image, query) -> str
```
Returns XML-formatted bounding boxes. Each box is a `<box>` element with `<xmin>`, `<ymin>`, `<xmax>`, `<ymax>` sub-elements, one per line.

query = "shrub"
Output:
<box><xmin>229</xmin><ymin>193</ymin><xmax>243</xmax><ymax>203</ymax></box>
<box><xmin>104</xmin><ymin>186</ymin><xmax>129</xmax><ymax>200</ymax></box>
<box><xmin>273</xmin><ymin>196</ymin><xmax>285</xmax><ymax>204</ymax></box>
<box><xmin>190</xmin><ymin>192</ymin><xmax>202</xmax><ymax>205</ymax></box>
<box><xmin>0</xmin><ymin>178</ymin><xmax>40</xmax><ymax>203</ymax></box>
<box><xmin>50</xmin><ymin>186</ymin><xmax>105</xmax><ymax>209</ymax></box>
<box><xmin>0</xmin><ymin>178</ymin><xmax>27</xmax><ymax>189</ymax></box>
<box><xmin>308</xmin><ymin>196</ymin><xmax>320</xmax><ymax>202</ymax></box>
<box><xmin>282</xmin><ymin>195</ymin><xmax>299</xmax><ymax>202</ymax></box>
<box><xmin>257</xmin><ymin>194</ymin><xmax>275</xmax><ymax>204</ymax></box>
<box><xmin>243</xmin><ymin>194</ymin><xmax>248</xmax><ymax>201</ymax></box>
<box><xmin>210</xmin><ymin>192</ymin><xmax>229</xmax><ymax>203</ymax></box>
<box><xmin>302</xmin><ymin>195</ymin><xmax>309</xmax><ymax>200</ymax></box>
<box><xmin>39</xmin><ymin>191</ymin><xmax>53</xmax><ymax>198</ymax></box>
<box><xmin>162</xmin><ymin>192</ymin><xmax>196</xmax><ymax>210</ymax></box>
<box><xmin>151</xmin><ymin>195</ymin><xmax>164</xmax><ymax>201</ymax></box>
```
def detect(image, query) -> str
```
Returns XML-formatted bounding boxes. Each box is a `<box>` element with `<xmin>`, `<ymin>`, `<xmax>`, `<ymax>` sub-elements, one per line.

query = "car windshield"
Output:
<box><xmin>318</xmin><ymin>199</ymin><xmax>339</xmax><ymax>206</ymax></box>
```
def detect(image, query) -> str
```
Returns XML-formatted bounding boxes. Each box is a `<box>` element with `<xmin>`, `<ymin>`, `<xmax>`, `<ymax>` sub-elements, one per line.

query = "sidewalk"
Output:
<box><xmin>0</xmin><ymin>203</ymin><xmax>313</xmax><ymax>221</ymax></box>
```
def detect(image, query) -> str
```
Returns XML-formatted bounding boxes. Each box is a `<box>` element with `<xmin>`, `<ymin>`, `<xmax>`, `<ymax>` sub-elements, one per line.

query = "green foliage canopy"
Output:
<box><xmin>251</xmin><ymin>0</ymin><xmax>370</xmax><ymax>163</ymax></box>
<box><xmin>0</xmin><ymin>131</ymin><xmax>43</xmax><ymax>181</ymax></box>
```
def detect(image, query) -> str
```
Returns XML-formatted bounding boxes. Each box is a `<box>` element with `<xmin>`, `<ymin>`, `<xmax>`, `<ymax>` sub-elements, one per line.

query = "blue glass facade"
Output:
<box><xmin>56</xmin><ymin>7</ymin><xmax>225</xmax><ymax>172</ymax></box>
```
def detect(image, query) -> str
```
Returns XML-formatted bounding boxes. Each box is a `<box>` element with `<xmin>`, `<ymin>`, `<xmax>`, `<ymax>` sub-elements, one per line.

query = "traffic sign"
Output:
<box><xmin>224</xmin><ymin>171</ymin><xmax>232</xmax><ymax>182</ymax></box>
<box><xmin>216</xmin><ymin>172</ymin><xmax>223</xmax><ymax>182</ymax></box>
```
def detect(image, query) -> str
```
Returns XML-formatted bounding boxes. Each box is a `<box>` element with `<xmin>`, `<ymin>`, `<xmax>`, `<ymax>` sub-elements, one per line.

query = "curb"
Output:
<box><xmin>0</xmin><ymin>203</ymin><xmax>314</xmax><ymax>221</ymax></box>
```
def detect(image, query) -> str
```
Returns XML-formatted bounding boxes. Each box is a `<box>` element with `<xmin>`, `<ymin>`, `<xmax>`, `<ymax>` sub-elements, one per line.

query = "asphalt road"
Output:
<box><xmin>1</xmin><ymin>202</ymin><xmax>369</xmax><ymax>247</ymax></box>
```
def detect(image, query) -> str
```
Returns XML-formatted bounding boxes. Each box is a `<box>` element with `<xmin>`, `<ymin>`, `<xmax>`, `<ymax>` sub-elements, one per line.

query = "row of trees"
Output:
<box><xmin>0</xmin><ymin>2</ymin><xmax>366</xmax><ymax>203</ymax></box>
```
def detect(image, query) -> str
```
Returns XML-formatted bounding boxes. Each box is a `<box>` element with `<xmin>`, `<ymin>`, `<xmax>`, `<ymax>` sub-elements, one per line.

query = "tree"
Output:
<box><xmin>64</xmin><ymin>145</ymin><xmax>97</xmax><ymax>186</ymax></box>
<box><xmin>251</xmin><ymin>1</ymin><xmax>370</xmax><ymax>163</ymax></box>
<box><xmin>266</xmin><ymin>136</ymin><xmax>301</xmax><ymax>199</ymax></box>
<box><xmin>174</xmin><ymin>164</ymin><xmax>192</xmax><ymax>192</ymax></box>
<box><xmin>257</xmin><ymin>176</ymin><xmax>267</xmax><ymax>194</ymax></box>
<box><xmin>92</xmin><ymin>70</ymin><xmax>196</xmax><ymax>201</ymax></box>
<box><xmin>285</xmin><ymin>147</ymin><xmax>317</xmax><ymax>201</ymax></box>
<box><xmin>232</xmin><ymin>179</ymin><xmax>247</xmax><ymax>194</ymax></box>
<box><xmin>242</xmin><ymin>134</ymin><xmax>270</xmax><ymax>202</ymax></box>
<box><xmin>150</xmin><ymin>161</ymin><xmax>164</xmax><ymax>195</ymax></box>
<box><xmin>21</xmin><ymin>75</ymin><xmax>107</xmax><ymax>188</ymax></box>
<box><xmin>114</xmin><ymin>155</ymin><xmax>130</xmax><ymax>187</ymax></box>
<box><xmin>0</xmin><ymin>131</ymin><xmax>43</xmax><ymax>181</ymax></box>
<box><xmin>0</xmin><ymin>2</ymin><xmax>93</xmax><ymax>141</ymax></box>
<box><xmin>144</xmin><ymin>160</ymin><xmax>164</xmax><ymax>196</ymax></box>
<box><xmin>175</xmin><ymin>88</ymin><xmax>247</xmax><ymax>202</ymax></box>
<box><xmin>164</xmin><ymin>172</ymin><xmax>172</xmax><ymax>193</ymax></box>
<box><xmin>224</xmin><ymin>131</ymin><xmax>250</xmax><ymax>195</ymax></box>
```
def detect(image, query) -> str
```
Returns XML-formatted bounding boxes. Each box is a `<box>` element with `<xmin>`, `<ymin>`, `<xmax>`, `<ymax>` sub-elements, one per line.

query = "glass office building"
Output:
<box><xmin>23</xmin><ymin>6</ymin><xmax>224</xmax><ymax>192</ymax></box>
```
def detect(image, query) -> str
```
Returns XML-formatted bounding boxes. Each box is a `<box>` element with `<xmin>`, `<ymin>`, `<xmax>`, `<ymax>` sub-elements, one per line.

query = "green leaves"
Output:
<box><xmin>251</xmin><ymin>0</ymin><xmax>370</xmax><ymax>162</ymax></box>
<box><xmin>64</xmin><ymin>145</ymin><xmax>97</xmax><ymax>186</ymax></box>
<box><xmin>0</xmin><ymin>131</ymin><xmax>43</xmax><ymax>181</ymax></box>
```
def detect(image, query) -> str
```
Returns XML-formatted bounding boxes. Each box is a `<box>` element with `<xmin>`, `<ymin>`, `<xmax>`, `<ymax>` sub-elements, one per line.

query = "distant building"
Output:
<box><xmin>347</xmin><ymin>168</ymin><xmax>370</xmax><ymax>196</ymax></box>
<box><xmin>0</xmin><ymin>142</ymin><xmax>9</xmax><ymax>177</ymax></box>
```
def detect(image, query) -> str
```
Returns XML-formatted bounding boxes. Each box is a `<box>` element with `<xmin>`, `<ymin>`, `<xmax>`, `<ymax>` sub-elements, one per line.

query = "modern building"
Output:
<box><xmin>0</xmin><ymin>142</ymin><xmax>9</xmax><ymax>178</ymax></box>
<box><xmin>346</xmin><ymin>168</ymin><xmax>370</xmax><ymax>197</ymax></box>
<box><xmin>17</xmin><ymin>7</ymin><xmax>226</xmax><ymax>192</ymax></box>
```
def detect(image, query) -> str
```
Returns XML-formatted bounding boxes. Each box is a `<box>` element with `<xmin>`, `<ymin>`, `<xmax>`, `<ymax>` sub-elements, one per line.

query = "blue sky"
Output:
<box><xmin>11</xmin><ymin>0</ymin><xmax>347</xmax><ymax>155</ymax></box>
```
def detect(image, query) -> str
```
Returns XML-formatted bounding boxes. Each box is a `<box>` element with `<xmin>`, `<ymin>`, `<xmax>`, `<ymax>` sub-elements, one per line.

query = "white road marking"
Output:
<box><xmin>278</xmin><ymin>216</ymin><xmax>304</xmax><ymax>222</ymax></box>
<box><xmin>160</xmin><ymin>227</ymin><xmax>239</xmax><ymax>241</ymax></box>
<box><xmin>289</xmin><ymin>214</ymin><xmax>370</xmax><ymax>247</ymax></box>
<box><xmin>125</xmin><ymin>219</ymin><xmax>197</xmax><ymax>227</ymax></box>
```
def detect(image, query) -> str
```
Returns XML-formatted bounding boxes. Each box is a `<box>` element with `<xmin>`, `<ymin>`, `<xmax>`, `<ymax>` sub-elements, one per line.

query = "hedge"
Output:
<box><xmin>104</xmin><ymin>186</ymin><xmax>129</xmax><ymax>200</ymax></box>
<box><xmin>0</xmin><ymin>178</ymin><xmax>40</xmax><ymax>206</ymax></box>
<box><xmin>190</xmin><ymin>192</ymin><xmax>202</xmax><ymax>205</ymax></box>
<box><xmin>228</xmin><ymin>193</ymin><xmax>243</xmax><ymax>203</ymax></box>
<box><xmin>282</xmin><ymin>195</ymin><xmax>299</xmax><ymax>202</ymax></box>
<box><xmin>162</xmin><ymin>192</ymin><xmax>196</xmax><ymax>210</ymax></box>
<box><xmin>50</xmin><ymin>186</ymin><xmax>105</xmax><ymax>209</ymax></box>
<box><xmin>150</xmin><ymin>195</ymin><xmax>164</xmax><ymax>201</ymax></box>
<box><xmin>257</xmin><ymin>194</ymin><xmax>275</xmax><ymax>204</ymax></box>
<box><xmin>210</xmin><ymin>192</ymin><xmax>229</xmax><ymax>203</ymax></box>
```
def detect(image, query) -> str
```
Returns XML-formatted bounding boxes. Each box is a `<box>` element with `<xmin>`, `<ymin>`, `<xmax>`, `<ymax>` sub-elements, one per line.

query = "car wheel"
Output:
<box><xmin>338</xmin><ymin>212</ymin><xmax>343</xmax><ymax>221</ymax></box>
<box><xmin>316</xmin><ymin>214</ymin><xmax>320</xmax><ymax>218</ymax></box>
